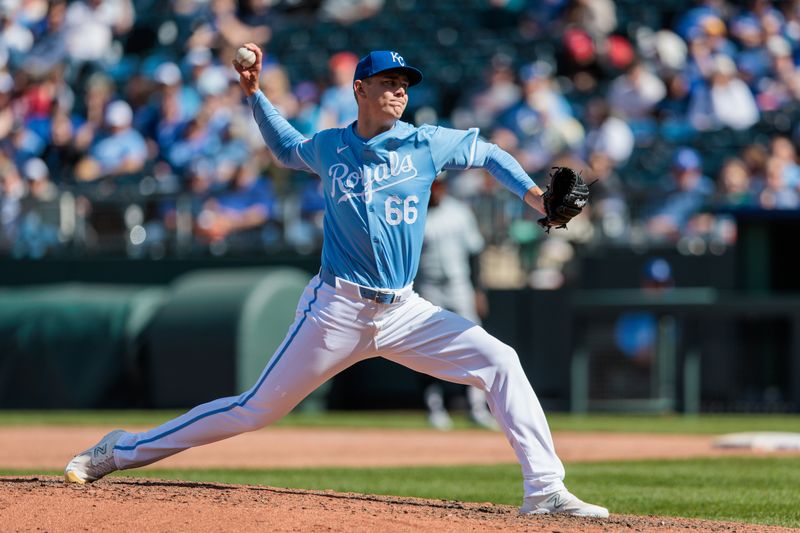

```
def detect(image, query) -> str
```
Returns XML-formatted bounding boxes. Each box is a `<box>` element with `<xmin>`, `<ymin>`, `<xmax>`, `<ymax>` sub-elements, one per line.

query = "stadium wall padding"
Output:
<box><xmin>0</xmin><ymin>284</ymin><xmax>166</xmax><ymax>408</ymax></box>
<box><xmin>140</xmin><ymin>268</ymin><xmax>310</xmax><ymax>408</ymax></box>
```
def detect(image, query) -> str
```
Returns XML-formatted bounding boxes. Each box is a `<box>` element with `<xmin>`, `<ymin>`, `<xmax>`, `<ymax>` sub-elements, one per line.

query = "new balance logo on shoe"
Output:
<box><xmin>93</xmin><ymin>444</ymin><xmax>107</xmax><ymax>457</ymax></box>
<box><xmin>549</xmin><ymin>493</ymin><xmax>566</xmax><ymax>509</ymax></box>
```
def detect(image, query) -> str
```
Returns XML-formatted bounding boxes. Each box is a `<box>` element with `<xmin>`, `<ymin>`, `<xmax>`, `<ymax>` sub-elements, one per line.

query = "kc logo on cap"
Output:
<box><xmin>354</xmin><ymin>50</ymin><xmax>423</xmax><ymax>86</ymax></box>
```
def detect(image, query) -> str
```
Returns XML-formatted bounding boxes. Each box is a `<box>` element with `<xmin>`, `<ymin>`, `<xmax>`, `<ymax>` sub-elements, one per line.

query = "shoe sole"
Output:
<box><xmin>520</xmin><ymin>509</ymin><xmax>610</xmax><ymax>518</ymax></box>
<box><xmin>64</xmin><ymin>470</ymin><xmax>88</xmax><ymax>484</ymax></box>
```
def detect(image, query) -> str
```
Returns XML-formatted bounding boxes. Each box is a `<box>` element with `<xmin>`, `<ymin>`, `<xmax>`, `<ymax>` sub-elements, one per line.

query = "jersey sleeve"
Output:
<box><xmin>474</xmin><ymin>140</ymin><xmax>536</xmax><ymax>199</ymax></box>
<box><xmin>248</xmin><ymin>90</ymin><xmax>317</xmax><ymax>173</ymax></box>
<box><xmin>429</xmin><ymin>126</ymin><xmax>481</xmax><ymax>174</ymax></box>
<box><xmin>294</xmin><ymin>137</ymin><xmax>321</xmax><ymax>175</ymax></box>
<box><xmin>429</xmin><ymin>126</ymin><xmax>536</xmax><ymax>199</ymax></box>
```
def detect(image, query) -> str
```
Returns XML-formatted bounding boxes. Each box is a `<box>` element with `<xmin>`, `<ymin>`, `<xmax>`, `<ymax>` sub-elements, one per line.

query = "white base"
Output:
<box><xmin>713</xmin><ymin>432</ymin><xmax>800</xmax><ymax>451</ymax></box>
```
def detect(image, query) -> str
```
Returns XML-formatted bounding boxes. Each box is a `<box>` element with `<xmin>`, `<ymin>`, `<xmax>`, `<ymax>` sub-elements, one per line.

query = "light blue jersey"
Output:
<box><xmin>248</xmin><ymin>90</ymin><xmax>535</xmax><ymax>289</ymax></box>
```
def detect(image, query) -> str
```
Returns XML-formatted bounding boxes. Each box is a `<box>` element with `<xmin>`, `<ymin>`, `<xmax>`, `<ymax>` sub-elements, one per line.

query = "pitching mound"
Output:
<box><xmin>1</xmin><ymin>476</ymin><xmax>792</xmax><ymax>532</ymax></box>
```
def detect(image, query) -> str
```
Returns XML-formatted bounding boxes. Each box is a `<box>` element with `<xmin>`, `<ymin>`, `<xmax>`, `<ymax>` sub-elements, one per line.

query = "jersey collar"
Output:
<box><xmin>347</xmin><ymin>120</ymin><xmax>408</xmax><ymax>147</ymax></box>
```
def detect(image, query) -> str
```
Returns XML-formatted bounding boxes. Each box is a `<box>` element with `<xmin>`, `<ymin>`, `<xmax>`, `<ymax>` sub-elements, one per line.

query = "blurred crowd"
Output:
<box><xmin>2</xmin><ymin>0</ymin><xmax>800</xmax><ymax>281</ymax></box>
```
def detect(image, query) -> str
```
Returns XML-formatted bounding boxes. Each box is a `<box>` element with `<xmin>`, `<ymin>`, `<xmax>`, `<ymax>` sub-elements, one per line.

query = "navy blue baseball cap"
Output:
<box><xmin>353</xmin><ymin>51</ymin><xmax>423</xmax><ymax>86</ymax></box>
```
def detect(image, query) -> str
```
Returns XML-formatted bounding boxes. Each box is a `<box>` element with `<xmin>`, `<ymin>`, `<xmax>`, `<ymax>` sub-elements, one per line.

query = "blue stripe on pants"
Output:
<box><xmin>115</xmin><ymin>278</ymin><xmax>325</xmax><ymax>451</ymax></box>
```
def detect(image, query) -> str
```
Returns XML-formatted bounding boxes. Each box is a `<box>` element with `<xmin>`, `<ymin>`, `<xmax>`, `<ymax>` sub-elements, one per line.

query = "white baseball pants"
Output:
<box><xmin>113</xmin><ymin>275</ymin><xmax>566</xmax><ymax>497</ymax></box>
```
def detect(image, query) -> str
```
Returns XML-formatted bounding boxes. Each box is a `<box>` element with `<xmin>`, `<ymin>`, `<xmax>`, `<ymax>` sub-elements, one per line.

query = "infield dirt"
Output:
<box><xmin>2</xmin><ymin>427</ymin><xmax>798</xmax><ymax>532</ymax></box>
<box><xmin>1</xmin><ymin>476</ymin><xmax>795</xmax><ymax>533</ymax></box>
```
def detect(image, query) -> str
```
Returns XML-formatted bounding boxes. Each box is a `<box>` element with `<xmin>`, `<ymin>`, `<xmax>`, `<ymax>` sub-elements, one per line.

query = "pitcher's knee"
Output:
<box><xmin>233</xmin><ymin>403</ymin><xmax>287</xmax><ymax>432</ymax></box>
<box><xmin>496</xmin><ymin>344</ymin><xmax>521</xmax><ymax>369</ymax></box>
<box><xmin>484</xmin><ymin>343</ymin><xmax>524</xmax><ymax>381</ymax></box>
<box><xmin>233</xmin><ymin>409</ymin><xmax>270</xmax><ymax>432</ymax></box>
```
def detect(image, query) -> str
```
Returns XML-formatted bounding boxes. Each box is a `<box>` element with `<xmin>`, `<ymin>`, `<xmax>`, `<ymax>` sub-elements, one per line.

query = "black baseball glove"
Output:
<box><xmin>537</xmin><ymin>166</ymin><xmax>590</xmax><ymax>232</ymax></box>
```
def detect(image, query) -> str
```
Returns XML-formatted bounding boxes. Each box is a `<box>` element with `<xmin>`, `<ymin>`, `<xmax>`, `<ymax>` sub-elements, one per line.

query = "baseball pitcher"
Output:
<box><xmin>65</xmin><ymin>45</ymin><xmax>603</xmax><ymax>518</ymax></box>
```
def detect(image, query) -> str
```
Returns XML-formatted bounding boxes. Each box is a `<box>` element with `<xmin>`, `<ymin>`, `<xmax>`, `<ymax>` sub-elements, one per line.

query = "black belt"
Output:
<box><xmin>319</xmin><ymin>269</ymin><xmax>403</xmax><ymax>304</ymax></box>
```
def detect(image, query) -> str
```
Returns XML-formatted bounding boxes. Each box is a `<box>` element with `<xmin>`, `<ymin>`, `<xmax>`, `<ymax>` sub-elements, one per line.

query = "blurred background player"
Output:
<box><xmin>416</xmin><ymin>174</ymin><xmax>498</xmax><ymax>431</ymax></box>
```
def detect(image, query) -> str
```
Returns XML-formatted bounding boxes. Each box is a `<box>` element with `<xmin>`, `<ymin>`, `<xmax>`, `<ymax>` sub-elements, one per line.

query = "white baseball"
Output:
<box><xmin>236</xmin><ymin>47</ymin><xmax>257</xmax><ymax>68</ymax></box>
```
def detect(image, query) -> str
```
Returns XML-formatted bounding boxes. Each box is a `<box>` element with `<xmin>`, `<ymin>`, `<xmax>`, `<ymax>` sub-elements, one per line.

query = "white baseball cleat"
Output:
<box><xmin>469</xmin><ymin>409</ymin><xmax>500</xmax><ymax>431</ymax></box>
<box><xmin>520</xmin><ymin>489</ymin><xmax>609</xmax><ymax>518</ymax></box>
<box><xmin>64</xmin><ymin>429</ymin><xmax>126</xmax><ymax>484</ymax></box>
<box><xmin>427</xmin><ymin>409</ymin><xmax>454</xmax><ymax>431</ymax></box>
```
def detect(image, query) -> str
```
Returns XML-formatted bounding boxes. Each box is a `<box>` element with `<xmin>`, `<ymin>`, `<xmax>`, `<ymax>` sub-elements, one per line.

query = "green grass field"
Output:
<box><xmin>2</xmin><ymin>411</ymin><xmax>800</xmax><ymax>527</ymax></box>
<box><xmin>4</xmin><ymin>458</ymin><xmax>800</xmax><ymax>527</ymax></box>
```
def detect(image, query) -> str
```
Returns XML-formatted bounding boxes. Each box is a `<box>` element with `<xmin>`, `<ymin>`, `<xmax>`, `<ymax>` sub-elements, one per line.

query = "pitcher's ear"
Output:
<box><xmin>354</xmin><ymin>79</ymin><xmax>366</xmax><ymax>101</ymax></box>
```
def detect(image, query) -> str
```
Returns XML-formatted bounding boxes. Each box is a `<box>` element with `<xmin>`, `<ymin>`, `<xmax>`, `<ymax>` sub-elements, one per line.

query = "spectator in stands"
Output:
<box><xmin>453</xmin><ymin>55</ymin><xmax>521</xmax><ymax>131</ymax></box>
<box><xmin>22</xmin><ymin>157</ymin><xmax>56</xmax><ymax>202</ymax></box>
<box><xmin>215</xmin><ymin>120</ymin><xmax>249</xmax><ymax>171</ymax></box>
<box><xmin>730</xmin><ymin>14</ymin><xmax>770</xmax><ymax>89</ymax></box>
<box><xmin>13</xmin><ymin>0</ymin><xmax>49</xmax><ymax>33</ymax></box>
<box><xmin>586</xmin><ymin>151</ymin><xmax>630</xmax><ymax>241</ymax></box>
<box><xmin>496</xmin><ymin>61</ymin><xmax>583</xmax><ymax>173</ymax></box>
<box><xmin>770</xmin><ymin>135</ymin><xmax>800</xmax><ymax>189</ymax></box>
<box><xmin>699</xmin><ymin>12</ymin><xmax>736</xmax><ymax>57</ymax></box>
<box><xmin>71</xmin><ymin>72</ymin><xmax>115</xmax><ymax>157</ymax></box>
<box><xmin>688</xmin><ymin>54</ymin><xmax>760</xmax><ymax>131</ymax></box>
<box><xmin>136</xmin><ymin>62</ymin><xmax>200</xmax><ymax>150</ymax></box>
<box><xmin>778</xmin><ymin>1</ymin><xmax>800</xmax><ymax>50</ymax></box>
<box><xmin>195</xmin><ymin>161</ymin><xmax>276</xmax><ymax>246</ymax></box>
<box><xmin>715</xmin><ymin>157</ymin><xmax>758</xmax><ymax>208</ymax></box>
<box><xmin>657</xmin><ymin>72</ymin><xmax>695</xmax><ymax>141</ymax></box>
<box><xmin>188</xmin><ymin>0</ymin><xmax>271</xmax><ymax>51</ymax></box>
<box><xmin>759</xmin><ymin>156</ymin><xmax>800</xmax><ymax>209</ymax></box>
<box><xmin>291</xmin><ymin>81</ymin><xmax>321</xmax><ymax>137</ymax></box>
<box><xmin>0</xmin><ymin>1</ymin><xmax>34</xmax><ymax>61</ymax></box>
<box><xmin>756</xmin><ymin>36</ymin><xmax>800</xmax><ymax>111</ymax></box>
<box><xmin>8</xmin><ymin>0</ymin><xmax>800</xmax><ymax>259</ymax></box>
<box><xmin>608</xmin><ymin>60</ymin><xmax>666</xmax><ymax>121</ymax></box>
<box><xmin>21</xmin><ymin>68</ymin><xmax>62</xmax><ymax>126</ymax></box>
<box><xmin>563</xmin><ymin>0</ymin><xmax>617</xmax><ymax>38</ymax></box>
<box><xmin>63</xmin><ymin>0</ymin><xmax>134</xmax><ymax>67</ymax></box>
<box><xmin>583</xmin><ymin>97</ymin><xmax>634</xmax><ymax>166</ymax></box>
<box><xmin>0</xmin><ymin>70</ymin><xmax>12</xmax><ymax>139</ymax></box>
<box><xmin>152</xmin><ymin>87</ymin><xmax>187</xmax><ymax>160</ymax></box>
<box><xmin>260</xmin><ymin>63</ymin><xmax>299</xmax><ymax>119</ymax></box>
<box><xmin>75</xmin><ymin>100</ymin><xmax>147</xmax><ymax>181</ymax></box>
<box><xmin>317</xmin><ymin>0</ymin><xmax>384</xmax><ymax>25</ymax></box>
<box><xmin>644</xmin><ymin>29</ymin><xmax>688</xmax><ymax>73</ymax></box>
<box><xmin>646</xmin><ymin>147</ymin><xmax>714</xmax><ymax>241</ymax></box>
<box><xmin>318</xmin><ymin>51</ymin><xmax>359</xmax><ymax>129</ymax></box>
<box><xmin>184</xmin><ymin>46</ymin><xmax>213</xmax><ymax>86</ymax></box>
<box><xmin>25</xmin><ymin>0</ymin><xmax>69</xmax><ymax>77</ymax></box>
<box><xmin>41</xmin><ymin>109</ymin><xmax>82</xmax><ymax>182</ymax></box>
<box><xmin>166</xmin><ymin>115</ymin><xmax>220</xmax><ymax>176</ymax></box>
<box><xmin>3</xmin><ymin>118</ymin><xmax>45</xmax><ymax>169</ymax></box>
<box><xmin>196</xmin><ymin>64</ymin><xmax>235</xmax><ymax>133</ymax></box>
<box><xmin>559</xmin><ymin>27</ymin><xmax>601</xmax><ymax>94</ymax></box>
<box><xmin>0</xmin><ymin>157</ymin><xmax>24</xmax><ymax>248</ymax></box>
<box><xmin>741</xmin><ymin>141</ymin><xmax>769</xmax><ymax>186</ymax></box>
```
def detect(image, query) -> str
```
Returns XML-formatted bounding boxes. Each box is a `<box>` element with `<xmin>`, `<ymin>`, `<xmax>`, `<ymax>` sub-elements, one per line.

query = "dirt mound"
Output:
<box><xmin>0</xmin><ymin>476</ymin><xmax>791</xmax><ymax>532</ymax></box>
